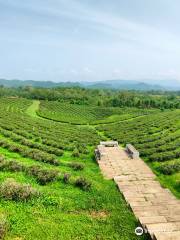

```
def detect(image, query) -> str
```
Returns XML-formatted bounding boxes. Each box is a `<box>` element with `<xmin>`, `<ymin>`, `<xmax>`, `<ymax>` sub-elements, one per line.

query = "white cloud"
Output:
<box><xmin>70</xmin><ymin>69</ymin><xmax>79</xmax><ymax>75</ymax></box>
<box><xmin>83</xmin><ymin>67</ymin><xmax>93</xmax><ymax>74</ymax></box>
<box><xmin>24</xmin><ymin>68</ymin><xmax>37</xmax><ymax>73</ymax></box>
<box><xmin>113</xmin><ymin>69</ymin><xmax>122</xmax><ymax>75</ymax></box>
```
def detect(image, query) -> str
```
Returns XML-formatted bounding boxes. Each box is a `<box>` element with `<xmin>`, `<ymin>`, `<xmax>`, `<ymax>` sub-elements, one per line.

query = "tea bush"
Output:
<box><xmin>75</xmin><ymin>177</ymin><xmax>91</xmax><ymax>191</ymax></box>
<box><xmin>68</xmin><ymin>162</ymin><xmax>84</xmax><ymax>171</ymax></box>
<box><xmin>63</xmin><ymin>173</ymin><xmax>71</xmax><ymax>183</ymax></box>
<box><xmin>157</xmin><ymin>163</ymin><xmax>180</xmax><ymax>175</ymax></box>
<box><xmin>0</xmin><ymin>178</ymin><xmax>39</xmax><ymax>201</ymax></box>
<box><xmin>27</xmin><ymin>166</ymin><xmax>59</xmax><ymax>185</ymax></box>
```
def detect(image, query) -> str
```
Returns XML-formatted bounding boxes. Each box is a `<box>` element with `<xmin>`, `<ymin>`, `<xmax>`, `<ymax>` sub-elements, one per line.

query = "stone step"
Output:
<box><xmin>95</xmin><ymin>144</ymin><xmax>180</xmax><ymax>240</ymax></box>
<box><xmin>153</xmin><ymin>232</ymin><xmax>180</xmax><ymax>240</ymax></box>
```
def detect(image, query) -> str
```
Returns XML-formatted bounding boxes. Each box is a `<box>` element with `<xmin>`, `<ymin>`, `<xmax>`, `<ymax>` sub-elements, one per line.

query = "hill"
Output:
<box><xmin>85</xmin><ymin>80</ymin><xmax>165</xmax><ymax>91</ymax></box>
<box><xmin>0</xmin><ymin>88</ymin><xmax>179</xmax><ymax>239</ymax></box>
<box><xmin>0</xmin><ymin>78</ymin><xmax>174</xmax><ymax>91</ymax></box>
<box><xmin>0</xmin><ymin>78</ymin><xmax>80</xmax><ymax>88</ymax></box>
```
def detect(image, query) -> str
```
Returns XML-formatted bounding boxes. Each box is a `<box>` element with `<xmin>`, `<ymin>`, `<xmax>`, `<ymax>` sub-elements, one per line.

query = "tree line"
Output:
<box><xmin>0</xmin><ymin>85</ymin><xmax>180</xmax><ymax>109</ymax></box>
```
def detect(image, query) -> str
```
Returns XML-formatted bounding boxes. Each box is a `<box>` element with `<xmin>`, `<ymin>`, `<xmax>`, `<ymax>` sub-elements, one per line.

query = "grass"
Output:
<box><xmin>26</xmin><ymin>100</ymin><xmax>41</xmax><ymax>118</ymax></box>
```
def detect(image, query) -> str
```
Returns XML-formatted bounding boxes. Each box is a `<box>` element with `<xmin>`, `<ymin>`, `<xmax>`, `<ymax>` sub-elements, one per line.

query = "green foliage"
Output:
<box><xmin>0</xmin><ymin>92</ymin><xmax>173</xmax><ymax>239</ymax></box>
<box><xmin>98</xmin><ymin>108</ymin><xmax>180</xmax><ymax>197</ymax></box>
<box><xmin>75</xmin><ymin>177</ymin><xmax>91</xmax><ymax>191</ymax></box>
<box><xmin>69</xmin><ymin>162</ymin><xmax>85</xmax><ymax>171</ymax></box>
<box><xmin>0</xmin><ymin>86</ymin><xmax>180</xmax><ymax>109</ymax></box>
<box><xmin>0</xmin><ymin>155</ymin><xmax>60</xmax><ymax>186</ymax></box>
<box><xmin>42</xmin><ymin>195</ymin><xmax>59</xmax><ymax>207</ymax></box>
<box><xmin>0</xmin><ymin>214</ymin><xmax>7</xmax><ymax>240</ymax></box>
<box><xmin>27</xmin><ymin>165</ymin><xmax>59</xmax><ymax>185</ymax></box>
<box><xmin>0</xmin><ymin>156</ymin><xmax>23</xmax><ymax>172</ymax></box>
<box><xmin>63</xmin><ymin>173</ymin><xmax>71</xmax><ymax>183</ymax></box>
<box><xmin>0</xmin><ymin>178</ymin><xmax>39</xmax><ymax>201</ymax></box>
<box><xmin>37</xmin><ymin>100</ymin><xmax>158</xmax><ymax>124</ymax></box>
<box><xmin>71</xmin><ymin>148</ymin><xmax>80</xmax><ymax>157</ymax></box>
<box><xmin>157</xmin><ymin>163</ymin><xmax>180</xmax><ymax>175</ymax></box>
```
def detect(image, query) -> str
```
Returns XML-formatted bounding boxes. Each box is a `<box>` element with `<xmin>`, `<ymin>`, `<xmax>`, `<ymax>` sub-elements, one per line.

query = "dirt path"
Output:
<box><xmin>96</xmin><ymin>144</ymin><xmax>180</xmax><ymax>240</ymax></box>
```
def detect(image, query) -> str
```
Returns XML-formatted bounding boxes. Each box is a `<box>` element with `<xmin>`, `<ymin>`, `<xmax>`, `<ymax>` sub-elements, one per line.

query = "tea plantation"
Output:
<box><xmin>37</xmin><ymin>100</ymin><xmax>158</xmax><ymax>124</ymax></box>
<box><xmin>0</xmin><ymin>98</ymin><xmax>150</xmax><ymax>240</ymax></box>
<box><xmin>0</xmin><ymin>94</ymin><xmax>179</xmax><ymax>239</ymax></box>
<box><xmin>98</xmin><ymin>109</ymin><xmax>180</xmax><ymax>198</ymax></box>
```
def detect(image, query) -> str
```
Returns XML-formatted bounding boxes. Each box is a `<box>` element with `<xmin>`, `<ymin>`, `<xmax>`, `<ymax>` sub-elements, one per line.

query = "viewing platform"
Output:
<box><xmin>95</xmin><ymin>141</ymin><xmax>180</xmax><ymax>240</ymax></box>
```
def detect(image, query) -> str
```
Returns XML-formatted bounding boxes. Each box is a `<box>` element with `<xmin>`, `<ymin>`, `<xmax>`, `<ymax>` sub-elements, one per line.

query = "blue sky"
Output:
<box><xmin>1</xmin><ymin>0</ymin><xmax>180</xmax><ymax>83</ymax></box>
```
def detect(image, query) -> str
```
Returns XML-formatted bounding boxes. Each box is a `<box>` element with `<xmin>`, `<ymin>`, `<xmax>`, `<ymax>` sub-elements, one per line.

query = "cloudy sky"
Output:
<box><xmin>0</xmin><ymin>0</ymin><xmax>180</xmax><ymax>82</ymax></box>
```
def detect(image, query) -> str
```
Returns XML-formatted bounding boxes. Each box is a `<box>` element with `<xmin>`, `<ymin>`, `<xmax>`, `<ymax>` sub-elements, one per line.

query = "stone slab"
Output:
<box><xmin>95</xmin><ymin>143</ymin><xmax>180</xmax><ymax>240</ymax></box>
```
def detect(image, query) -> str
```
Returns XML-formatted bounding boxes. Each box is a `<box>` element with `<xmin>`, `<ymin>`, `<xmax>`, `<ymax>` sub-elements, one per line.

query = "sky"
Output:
<box><xmin>1</xmin><ymin>0</ymin><xmax>180</xmax><ymax>83</ymax></box>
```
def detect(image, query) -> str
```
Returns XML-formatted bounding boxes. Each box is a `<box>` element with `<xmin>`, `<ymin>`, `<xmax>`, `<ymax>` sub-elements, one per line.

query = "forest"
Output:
<box><xmin>0</xmin><ymin>85</ymin><xmax>180</xmax><ymax>109</ymax></box>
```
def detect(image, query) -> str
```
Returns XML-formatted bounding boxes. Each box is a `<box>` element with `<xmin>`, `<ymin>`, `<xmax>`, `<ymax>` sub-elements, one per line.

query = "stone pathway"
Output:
<box><xmin>95</xmin><ymin>144</ymin><xmax>180</xmax><ymax>240</ymax></box>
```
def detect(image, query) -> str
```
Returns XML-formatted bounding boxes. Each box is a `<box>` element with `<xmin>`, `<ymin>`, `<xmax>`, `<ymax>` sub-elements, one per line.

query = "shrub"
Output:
<box><xmin>0</xmin><ymin>215</ymin><xmax>7</xmax><ymax>240</ymax></box>
<box><xmin>63</xmin><ymin>173</ymin><xmax>71</xmax><ymax>183</ymax></box>
<box><xmin>0</xmin><ymin>157</ymin><xmax>23</xmax><ymax>172</ymax></box>
<box><xmin>0</xmin><ymin>178</ymin><xmax>39</xmax><ymax>201</ymax></box>
<box><xmin>175</xmin><ymin>180</ymin><xmax>180</xmax><ymax>192</ymax></box>
<box><xmin>72</xmin><ymin>148</ymin><xmax>80</xmax><ymax>158</ymax></box>
<box><xmin>37</xmin><ymin>169</ymin><xmax>58</xmax><ymax>185</ymax></box>
<box><xmin>0</xmin><ymin>155</ymin><xmax>4</xmax><ymax>161</ymax></box>
<box><xmin>6</xmin><ymin>160</ymin><xmax>23</xmax><ymax>172</ymax></box>
<box><xmin>157</xmin><ymin>163</ymin><xmax>180</xmax><ymax>175</ymax></box>
<box><xmin>9</xmin><ymin>145</ymin><xmax>22</xmax><ymax>153</ymax></box>
<box><xmin>68</xmin><ymin>162</ymin><xmax>84</xmax><ymax>171</ymax></box>
<box><xmin>27</xmin><ymin>166</ymin><xmax>59</xmax><ymax>185</ymax></box>
<box><xmin>54</xmin><ymin>149</ymin><xmax>63</xmax><ymax>156</ymax></box>
<box><xmin>78</xmin><ymin>146</ymin><xmax>89</xmax><ymax>154</ymax></box>
<box><xmin>149</xmin><ymin>151</ymin><xmax>179</xmax><ymax>162</ymax></box>
<box><xmin>27</xmin><ymin>165</ymin><xmax>41</xmax><ymax>176</ymax></box>
<box><xmin>0</xmin><ymin>158</ymin><xmax>6</xmax><ymax>171</ymax></box>
<box><xmin>75</xmin><ymin>177</ymin><xmax>91</xmax><ymax>191</ymax></box>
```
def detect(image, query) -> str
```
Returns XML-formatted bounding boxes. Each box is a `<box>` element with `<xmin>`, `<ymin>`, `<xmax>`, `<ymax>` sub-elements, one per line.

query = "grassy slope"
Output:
<box><xmin>0</xmin><ymin>99</ymin><xmax>149</xmax><ymax>240</ymax></box>
<box><xmin>26</xmin><ymin>100</ymin><xmax>41</xmax><ymax>118</ymax></box>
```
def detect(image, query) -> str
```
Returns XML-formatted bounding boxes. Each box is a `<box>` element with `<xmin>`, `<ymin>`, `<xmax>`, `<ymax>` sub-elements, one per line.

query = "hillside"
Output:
<box><xmin>0</xmin><ymin>96</ymin><xmax>151</xmax><ymax>240</ymax></box>
<box><xmin>0</xmin><ymin>87</ymin><xmax>179</xmax><ymax>239</ymax></box>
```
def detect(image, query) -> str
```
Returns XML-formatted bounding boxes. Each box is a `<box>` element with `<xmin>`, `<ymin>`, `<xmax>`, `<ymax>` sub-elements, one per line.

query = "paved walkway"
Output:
<box><xmin>96</xmin><ymin>144</ymin><xmax>180</xmax><ymax>240</ymax></box>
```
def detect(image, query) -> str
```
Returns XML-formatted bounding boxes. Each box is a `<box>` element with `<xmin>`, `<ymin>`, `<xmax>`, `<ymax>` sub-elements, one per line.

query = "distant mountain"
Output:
<box><xmin>0</xmin><ymin>79</ymin><xmax>80</xmax><ymax>88</ymax></box>
<box><xmin>83</xmin><ymin>80</ymin><xmax>165</xmax><ymax>91</ymax></box>
<box><xmin>0</xmin><ymin>78</ymin><xmax>179</xmax><ymax>91</ymax></box>
<box><xmin>145</xmin><ymin>79</ymin><xmax>180</xmax><ymax>90</ymax></box>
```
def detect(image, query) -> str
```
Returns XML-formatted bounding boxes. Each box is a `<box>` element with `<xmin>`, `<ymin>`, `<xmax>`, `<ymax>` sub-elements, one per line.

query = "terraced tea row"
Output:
<box><xmin>38</xmin><ymin>100</ymin><xmax>157</xmax><ymax>124</ymax></box>
<box><xmin>0</xmin><ymin>98</ymin><xmax>146</xmax><ymax>239</ymax></box>
<box><xmin>0</xmin><ymin>99</ymin><xmax>100</xmax><ymax>154</ymax></box>
<box><xmin>98</xmin><ymin>109</ymin><xmax>180</xmax><ymax>196</ymax></box>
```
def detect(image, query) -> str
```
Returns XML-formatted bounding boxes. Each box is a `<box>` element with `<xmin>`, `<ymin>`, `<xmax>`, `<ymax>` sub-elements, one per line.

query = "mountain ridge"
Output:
<box><xmin>0</xmin><ymin>78</ymin><xmax>179</xmax><ymax>91</ymax></box>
